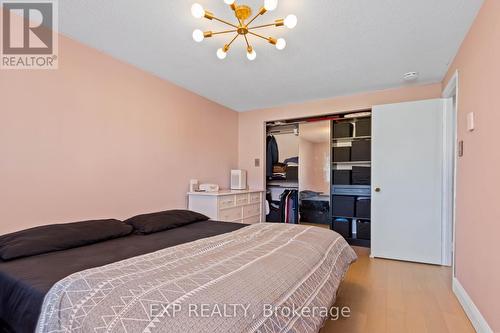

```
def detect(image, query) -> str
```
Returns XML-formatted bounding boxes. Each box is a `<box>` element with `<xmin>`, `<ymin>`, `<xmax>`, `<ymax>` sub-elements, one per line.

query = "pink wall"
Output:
<box><xmin>239</xmin><ymin>83</ymin><xmax>442</xmax><ymax>189</ymax></box>
<box><xmin>443</xmin><ymin>0</ymin><xmax>500</xmax><ymax>330</ymax></box>
<box><xmin>0</xmin><ymin>34</ymin><xmax>238</xmax><ymax>235</ymax></box>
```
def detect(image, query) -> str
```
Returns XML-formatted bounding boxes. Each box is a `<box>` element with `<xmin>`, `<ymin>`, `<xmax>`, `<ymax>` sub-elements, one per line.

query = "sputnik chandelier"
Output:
<box><xmin>191</xmin><ymin>0</ymin><xmax>297</xmax><ymax>60</ymax></box>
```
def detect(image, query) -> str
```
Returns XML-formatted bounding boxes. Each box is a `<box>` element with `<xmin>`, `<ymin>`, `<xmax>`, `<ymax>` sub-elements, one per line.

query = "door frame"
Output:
<box><xmin>442</xmin><ymin>70</ymin><xmax>459</xmax><ymax>270</ymax></box>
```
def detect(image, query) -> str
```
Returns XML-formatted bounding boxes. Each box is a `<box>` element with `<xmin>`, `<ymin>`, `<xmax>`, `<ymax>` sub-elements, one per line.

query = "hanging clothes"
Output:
<box><xmin>279</xmin><ymin>190</ymin><xmax>299</xmax><ymax>224</ymax></box>
<box><xmin>266</xmin><ymin>135</ymin><xmax>279</xmax><ymax>179</ymax></box>
<box><xmin>287</xmin><ymin>194</ymin><xmax>294</xmax><ymax>223</ymax></box>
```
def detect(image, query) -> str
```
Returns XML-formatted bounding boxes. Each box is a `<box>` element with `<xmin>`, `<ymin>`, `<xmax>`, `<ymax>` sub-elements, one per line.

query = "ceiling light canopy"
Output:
<box><xmin>191</xmin><ymin>0</ymin><xmax>297</xmax><ymax>60</ymax></box>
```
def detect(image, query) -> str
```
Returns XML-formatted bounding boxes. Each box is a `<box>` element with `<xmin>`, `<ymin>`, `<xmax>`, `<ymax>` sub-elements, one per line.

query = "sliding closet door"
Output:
<box><xmin>372</xmin><ymin>99</ymin><xmax>445</xmax><ymax>265</ymax></box>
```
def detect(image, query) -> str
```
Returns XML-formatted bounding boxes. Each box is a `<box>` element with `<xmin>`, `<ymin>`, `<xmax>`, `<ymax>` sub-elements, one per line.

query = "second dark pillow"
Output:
<box><xmin>125</xmin><ymin>210</ymin><xmax>209</xmax><ymax>235</ymax></box>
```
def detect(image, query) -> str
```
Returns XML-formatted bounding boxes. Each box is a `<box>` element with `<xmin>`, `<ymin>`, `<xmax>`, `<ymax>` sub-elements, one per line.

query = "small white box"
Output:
<box><xmin>231</xmin><ymin>170</ymin><xmax>247</xmax><ymax>190</ymax></box>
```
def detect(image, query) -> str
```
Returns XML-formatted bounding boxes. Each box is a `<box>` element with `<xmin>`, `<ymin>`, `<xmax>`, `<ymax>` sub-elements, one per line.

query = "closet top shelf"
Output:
<box><xmin>332</xmin><ymin>136</ymin><xmax>371</xmax><ymax>141</ymax></box>
<box><xmin>267</xmin><ymin>181</ymin><xmax>299</xmax><ymax>188</ymax></box>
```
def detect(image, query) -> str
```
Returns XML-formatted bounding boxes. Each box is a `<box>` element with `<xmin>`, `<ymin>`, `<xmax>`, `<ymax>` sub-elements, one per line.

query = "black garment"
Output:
<box><xmin>266</xmin><ymin>135</ymin><xmax>279</xmax><ymax>178</ymax></box>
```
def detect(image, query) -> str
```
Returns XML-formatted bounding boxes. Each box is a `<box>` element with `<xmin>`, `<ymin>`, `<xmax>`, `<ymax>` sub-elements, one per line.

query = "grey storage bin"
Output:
<box><xmin>333</xmin><ymin>147</ymin><xmax>351</xmax><ymax>162</ymax></box>
<box><xmin>355</xmin><ymin>118</ymin><xmax>371</xmax><ymax>137</ymax></box>
<box><xmin>333</xmin><ymin>170</ymin><xmax>351</xmax><ymax>185</ymax></box>
<box><xmin>332</xmin><ymin>195</ymin><xmax>356</xmax><ymax>217</ymax></box>
<box><xmin>356</xmin><ymin>220</ymin><xmax>371</xmax><ymax>240</ymax></box>
<box><xmin>351</xmin><ymin>139</ymin><xmax>371</xmax><ymax>161</ymax></box>
<box><xmin>352</xmin><ymin>166</ymin><xmax>371</xmax><ymax>185</ymax></box>
<box><xmin>333</xmin><ymin>122</ymin><xmax>353</xmax><ymax>138</ymax></box>
<box><xmin>356</xmin><ymin>197</ymin><xmax>371</xmax><ymax>219</ymax></box>
<box><xmin>333</xmin><ymin>218</ymin><xmax>351</xmax><ymax>239</ymax></box>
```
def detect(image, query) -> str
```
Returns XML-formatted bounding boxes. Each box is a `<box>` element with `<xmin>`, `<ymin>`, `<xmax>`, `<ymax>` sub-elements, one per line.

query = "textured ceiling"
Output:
<box><xmin>58</xmin><ymin>0</ymin><xmax>484</xmax><ymax>111</ymax></box>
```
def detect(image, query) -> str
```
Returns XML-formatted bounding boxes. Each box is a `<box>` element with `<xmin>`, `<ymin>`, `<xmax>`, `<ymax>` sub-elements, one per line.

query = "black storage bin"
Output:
<box><xmin>355</xmin><ymin>118</ymin><xmax>371</xmax><ymax>137</ymax></box>
<box><xmin>333</xmin><ymin>218</ymin><xmax>351</xmax><ymax>239</ymax></box>
<box><xmin>333</xmin><ymin>122</ymin><xmax>353</xmax><ymax>138</ymax></box>
<box><xmin>332</xmin><ymin>195</ymin><xmax>356</xmax><ymax>217</ymax></box>
<box><xmin>300</xmin><ymin>199</ymin><xmax>330</xmax><ymax>225</ymax></box>
<box><xmin>333</xmin><ymin>147</ymin><xmax>351</xmax><ymax>162</ymax></box>
<box><xmin>356</xmin><ymin>219</ymin><xmax>371</xmax><ymax>240</ymax></box>
<box><xmin>351</xmin><ymin>139</ymin><xmax>371</xmax><ymax>161</ymax></box>
<box><xmin>356</xmin><ymin>197</ymin><xmax>371</xmax><ymax>219</ymax></box>
<box><xmin>352</xmin><ymin>166</ymin><xmax>371</xmax><ymax>185</ymax></box>
<box><xmin>333</xmin><ymin>170</ymin><xmax>351</xmax><ymax>185</ymax></box>
<box><xmin>286</xmin><ymin>166</ymin><xmax>298</xmax><ymax>180</ymax></box>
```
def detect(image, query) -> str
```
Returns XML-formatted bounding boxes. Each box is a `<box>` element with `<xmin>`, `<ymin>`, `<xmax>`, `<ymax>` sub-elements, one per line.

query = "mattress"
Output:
<box><xmin>0</xmin><ymin>221</ymin><xmax>245</xmax><ymax>333</ymax></box>
<box><xmin>36</xmin><ymin>224</ymin><xmax>356</xmax><ymax>333</ymax></box>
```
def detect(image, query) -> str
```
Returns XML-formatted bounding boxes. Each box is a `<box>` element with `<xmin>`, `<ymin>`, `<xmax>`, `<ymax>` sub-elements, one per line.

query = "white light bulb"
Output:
<box><xmin>276</xmin><ymin>38</ymin><xmax>286</xmax><ymax>50</ymax></box>
<box><xmin>216</xmin><ymin>48</ymin><xmax>227</xmax><ymax>59</ymax></box>
<box><xmin>264</xmin><ymin>0</ymin><xmax>278</xmax><ymax>11</ymax></box>
<box><xmin>192</xmin><ymin>29</ymin><xmax>204</xmax><ymax>42</ymax></box>
<box><xmin>191</xmin><ymin>3</ymin><xmax>205</xmax><ymax>19</ymax></box>
<box><xmin>224</xmin><ymin>0</ymin><xmax>235</xmax><ymax>4</ymax></box>
<box><xmin>284</xmin><ymin>14</ymin><xmax>297</xmax><ymax>29</ymax></box>
<box><xmin>247</xmin><ymin>50</ymin><xmax>257</xmax><ymax>61</ymax></box>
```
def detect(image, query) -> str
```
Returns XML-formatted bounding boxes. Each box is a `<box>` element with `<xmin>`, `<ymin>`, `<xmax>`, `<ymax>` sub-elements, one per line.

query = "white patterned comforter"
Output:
<box><xmin>36</xmin><ymin>223</ymin><xmax>356</xmax><ymax>333</ymax></box>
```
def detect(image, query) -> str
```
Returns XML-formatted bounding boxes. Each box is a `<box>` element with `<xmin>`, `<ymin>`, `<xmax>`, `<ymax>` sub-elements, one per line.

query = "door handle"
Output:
<box><xmin>374</xmin><ymin>187</ymin><xmax>381</xmax><ymax>193</ymax></box>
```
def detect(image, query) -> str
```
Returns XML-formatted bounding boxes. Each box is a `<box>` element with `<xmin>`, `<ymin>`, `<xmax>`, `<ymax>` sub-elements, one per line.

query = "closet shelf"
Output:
<box><xmin>332</xmin><ymin>161</ymin><xmax>371</xmax><ymax>165</ymax></box>
<box><xmin>267</xmin><ymin>181</ymin><xmax>299</xmax><ymax>189</ymax></box>
<box><xmin>332</xmin><ymin>215</ymin><xmax>371</xmax><ymax>220</ymax></box>
<box><xmin>332</xmin><ymin>136</ymin><xmax>371</xmax><ymax>142</ymax></box>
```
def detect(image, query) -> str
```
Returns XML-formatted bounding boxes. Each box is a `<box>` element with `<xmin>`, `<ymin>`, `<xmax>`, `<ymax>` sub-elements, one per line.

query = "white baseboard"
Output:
<box><xmin>452</xmin><ymin>277</ymin><xmax>493</xmax><ymax>333</ymax></box>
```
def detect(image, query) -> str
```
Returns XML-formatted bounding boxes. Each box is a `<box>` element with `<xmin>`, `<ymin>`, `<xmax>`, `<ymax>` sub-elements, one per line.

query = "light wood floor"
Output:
<box><xmin>320</xmin><ymin>247</ymin><xmax>474</xmax><ymax>333</ymax></box>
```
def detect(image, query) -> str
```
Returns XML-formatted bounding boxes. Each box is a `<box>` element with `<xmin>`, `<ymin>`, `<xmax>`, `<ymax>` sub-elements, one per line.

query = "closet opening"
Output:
<box><xmin>265</xmin><ymin>110</ymin><xmax>372</xmax><ymax>248</ymax></box>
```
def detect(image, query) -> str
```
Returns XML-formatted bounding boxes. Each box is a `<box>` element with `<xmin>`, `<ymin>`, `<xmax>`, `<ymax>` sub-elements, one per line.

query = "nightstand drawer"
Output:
<box><xmin>249</xmin><ymin>192</ymin><xmax>261</xmax><ymax>203</ymax></box>
<box><xmin>219</xmin><ymin>207</ymin><xmax>242</xmax><ymax>222</ymax></box>
<box><xmin>243</xmin><ymin>203</ymin><xmax>260</xmax><ymax>217</ymax></box>
<box><xmin>219</xmin><ymin>196</ymin><xmax>236</xmax><ymax>209</ymax></box>
<box><xmin>235</xmin><ymin>194</ymin><xmax>249</xmax><ymax>206</ymax></box>
<box><xmin>242</xmin><ymin>215</ymin><xmax>261</xmax><ymax>224</ymax></box>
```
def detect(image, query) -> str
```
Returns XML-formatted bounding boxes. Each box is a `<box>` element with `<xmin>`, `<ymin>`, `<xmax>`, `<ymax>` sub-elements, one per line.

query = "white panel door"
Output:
<box><xmin>372</xmin><ymin>99</ymin><xmax>445</xmax><ymax>265</ymax></box>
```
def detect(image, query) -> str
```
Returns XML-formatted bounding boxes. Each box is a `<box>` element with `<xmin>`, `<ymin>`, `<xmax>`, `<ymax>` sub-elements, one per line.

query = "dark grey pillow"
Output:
<box><xmin>125</xmin><ymin>210</ymin><xmax>209</xmax><ymax>235</ymax></box>
<box><xmin>0</xmin><ymin>219</ymin><xmax>133</xmax><ymax>261</ymax></box>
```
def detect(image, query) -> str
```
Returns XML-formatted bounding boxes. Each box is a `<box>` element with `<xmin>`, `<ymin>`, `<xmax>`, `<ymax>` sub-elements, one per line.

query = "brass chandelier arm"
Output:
<box><xmin>212</xmin><ymin>29</ymin><xmax>238</xmax><ymax>36</ymax></box>
<box><xmin>245</xmin><ymin>7</ymin><xmax>266</xmax><ymax>27</ymax></box>
<box><xmin>247</xmin><ymin>30</ymin><xmax>270</xmax><ymax>41</ymax></box>
<box><xmin>226</xmin><ymin>34</ymin><xmax>240</xmax><ymax>48</ymax></box>
<box><xmin>229</xmin><ymin>1</ymin><xmax>243</xmax><ymax>26</ymax></box>
<box><xmin>243</xmin><ymin>34</ymin><xmax>251</xmax><ymax>49</ymax></box>
<box><xmin>210</xmin><ymin>15</ymin><xmax>239</xmax><ymax>29</ymax></box>
<box><xmin>249</xmin><ymin>22</ymin><xmax>281</xmax><ymax>30</ymax></box>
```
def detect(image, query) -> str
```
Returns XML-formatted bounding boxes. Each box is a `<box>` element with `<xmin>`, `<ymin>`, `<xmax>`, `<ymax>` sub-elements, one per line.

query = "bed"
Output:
<box><xmin>0</xmin><ymin>213</ymin><xmax>356</xmax><ymax>333</ymax></box>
